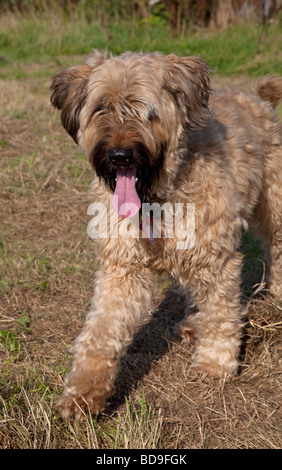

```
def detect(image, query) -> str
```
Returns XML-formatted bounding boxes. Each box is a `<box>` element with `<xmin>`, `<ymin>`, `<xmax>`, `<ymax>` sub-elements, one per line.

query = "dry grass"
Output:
<box><xmin>0</xmin><ymin>67</ymin><xmax>281</xmax><ymax>449</ymax></box>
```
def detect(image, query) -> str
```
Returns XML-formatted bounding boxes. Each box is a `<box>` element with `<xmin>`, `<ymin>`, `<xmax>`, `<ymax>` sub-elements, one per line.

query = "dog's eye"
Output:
<box><xmin>93</xmin><ymin>104</ymin><xmax>106</xmax><ymax>115</ymax></box>
<box><xmin>148</xmin><ymin>109</ymin><xmax>159</xmax><ymax>121</ymax></box>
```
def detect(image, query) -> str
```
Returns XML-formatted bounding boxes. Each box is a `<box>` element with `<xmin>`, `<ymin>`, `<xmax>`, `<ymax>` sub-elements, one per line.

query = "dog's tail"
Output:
<box><xmin>254</xmin><ymin>75</ymin><xmax>282</xmax><ymax>108</ymax></box>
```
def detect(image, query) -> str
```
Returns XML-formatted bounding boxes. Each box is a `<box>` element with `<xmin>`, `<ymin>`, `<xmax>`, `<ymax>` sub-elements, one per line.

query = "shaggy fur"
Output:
<box><xmin>50</xmin><ymin>51</ymin><xmax>282</xmax><ymax>420</ymax></box>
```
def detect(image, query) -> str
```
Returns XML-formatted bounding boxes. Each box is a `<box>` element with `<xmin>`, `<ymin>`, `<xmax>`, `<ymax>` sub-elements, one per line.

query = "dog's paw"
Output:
<box><xmin>58</xmin><ymin>358</ymin><xmax>118</xmax><ymax>420</ymax></box>
<box><xmin>191</xmin><ymin>361</ymin><xmax>238</xmax><ymax>379</ymax></box>
<box><xmin>174</xmin><ymin>319</ymin><xmax>197</xmax><ymax>342</ymax></box>
<box><xmin>268</xmin><ymin>282</ymin><xmax>282</xmax><ymax>302</ymax></box>
<box><xmin>191</xmin><ymin>345</ymin><xmax>239</xmax><ymax>379</ymax></box>
<box><xmin>57</xmin><ymin>387</ymin><xmax>108</xmax><ymax>421</ymax></box>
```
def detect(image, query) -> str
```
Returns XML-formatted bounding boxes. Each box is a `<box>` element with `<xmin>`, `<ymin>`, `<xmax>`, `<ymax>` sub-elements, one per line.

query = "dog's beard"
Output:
<box><xmin>91</xmin><ymin>141</ymin><xmax>164</xmax><ymax>217</ymax></box>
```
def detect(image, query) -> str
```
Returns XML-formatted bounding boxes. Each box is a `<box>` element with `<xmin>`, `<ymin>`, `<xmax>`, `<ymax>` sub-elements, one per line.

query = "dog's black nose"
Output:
<box><xmin>108</xmin><ymin>148</ymin><xmax>133</xmax><ymax>167</ymax></box>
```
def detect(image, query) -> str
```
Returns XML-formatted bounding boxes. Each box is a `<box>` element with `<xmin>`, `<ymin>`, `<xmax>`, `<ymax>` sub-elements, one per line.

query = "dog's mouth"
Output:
<box><xmin>112</xmin><ymin>168</ymin><xmax>141</xmax><ymax>218</ymax></box>
<box><xmin>90</xmin><ymin>141</ymin><xmax>165</xmax><ymax>217</ymax></box>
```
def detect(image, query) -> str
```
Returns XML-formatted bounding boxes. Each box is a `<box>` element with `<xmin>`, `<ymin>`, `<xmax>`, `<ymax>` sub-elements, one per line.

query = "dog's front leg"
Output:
<box><xmin>58</xmin><ymin>265</ymin><xmax>153</xmax><ymax>420</ymax></box>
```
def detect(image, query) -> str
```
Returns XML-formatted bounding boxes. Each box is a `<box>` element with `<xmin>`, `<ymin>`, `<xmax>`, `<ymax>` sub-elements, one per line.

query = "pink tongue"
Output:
<box><xmin>112</xmin><ymin>169</ymin><xmax>141</xmax><ymax>218</ymax></box>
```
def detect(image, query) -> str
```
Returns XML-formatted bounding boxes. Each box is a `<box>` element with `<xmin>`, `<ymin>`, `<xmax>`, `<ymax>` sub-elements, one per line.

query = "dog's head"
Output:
<box><xmin>50</xmin><ymin>51</ymin><xmax>211</xmax><ymax>217</ymax></box>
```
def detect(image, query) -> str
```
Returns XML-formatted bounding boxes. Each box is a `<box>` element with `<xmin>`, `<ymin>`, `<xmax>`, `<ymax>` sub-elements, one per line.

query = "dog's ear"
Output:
<box><xmin>50</xmin><ymin>64</ymin><xmax>91</xmax><ymax>143</ymax></box>
<box><xmin>50</xmin><ymin>52</ymin><xmax>105</xmax><ymax>143</ymax></box>
<box><xmin>165</xmin><ymin>55</ymin><xmax>212</xmax><ymax>130</ymax></box>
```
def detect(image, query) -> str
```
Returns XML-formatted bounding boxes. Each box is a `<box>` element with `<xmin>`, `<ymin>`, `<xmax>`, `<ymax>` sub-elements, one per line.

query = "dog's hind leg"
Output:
<box><xmin>249</xmin><ymin>146</ymin><xmax>282</xmax><ymax>300</ymax></box>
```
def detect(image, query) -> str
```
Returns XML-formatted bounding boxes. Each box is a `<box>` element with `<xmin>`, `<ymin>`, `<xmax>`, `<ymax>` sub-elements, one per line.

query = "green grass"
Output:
<box><xmin>0</xmin><ymin>10</ymin><xmax>281</xmax><ymax>78</ymax></box>
<box><xmin>0</xmin><ymin>372</ymin><xmax>164</xmax><ymax>449</ymax></box>
<box><xmin>0</xmin><ymin>330</ymin><xmax>21</xmax><ymax>363</ymax></box>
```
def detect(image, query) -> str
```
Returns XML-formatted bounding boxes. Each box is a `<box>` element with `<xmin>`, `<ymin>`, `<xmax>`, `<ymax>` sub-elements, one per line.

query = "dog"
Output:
<box><xmin>50</xmin><ymin>51</ymin><xmax>282</xmax><ymax>420</ymax></box>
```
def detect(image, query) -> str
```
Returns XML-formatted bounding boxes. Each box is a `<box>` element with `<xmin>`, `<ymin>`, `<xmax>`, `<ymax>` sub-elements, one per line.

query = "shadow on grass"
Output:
<box><xmin>106</xmin><ymin>231</ymin><xmax>266</xmax><ymax>415</ymax></box>
<box><xmin>106</xmin><ymin>283</ymin><xmax>186</xmax><ymax>414</ymax></box>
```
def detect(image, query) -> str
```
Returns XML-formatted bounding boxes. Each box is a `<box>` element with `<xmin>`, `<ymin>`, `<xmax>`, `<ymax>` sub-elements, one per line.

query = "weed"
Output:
<box><xmin>0</xmin><ymin>280</ymin><xmax>7</xmax><ymax>294</ymax></box>
<box><xmin>14</xmin><ymin>311</ymin><xmax>31</xmax><ymax>333</ymax></box>
<box><xmin>0</xmin><ymin>330</ymin><xmax>21</xmax><ymax>362</ymax></box>
<box><xmin>0</xmin><ymin>139</ymin><xmax>8</xmax><ymax>147</ymax></box>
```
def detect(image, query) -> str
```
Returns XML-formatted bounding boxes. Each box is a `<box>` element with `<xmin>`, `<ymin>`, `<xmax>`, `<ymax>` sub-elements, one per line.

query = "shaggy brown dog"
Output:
<box><xmin>50</xmin><ymin>51</ymin><xmax>282</xmax><ymax>420</ymax></box>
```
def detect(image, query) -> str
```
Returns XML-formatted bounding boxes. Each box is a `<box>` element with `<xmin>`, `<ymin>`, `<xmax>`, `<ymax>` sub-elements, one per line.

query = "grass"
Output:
<box><xmin>0</xmin><ymin>10</ymin><xmax>281</xmax><ymax>79</ymax></box>
<box><xmin>0</xmin><ymin>10</ymin><xmax>282</xmax><ymax>449</ymax></box>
